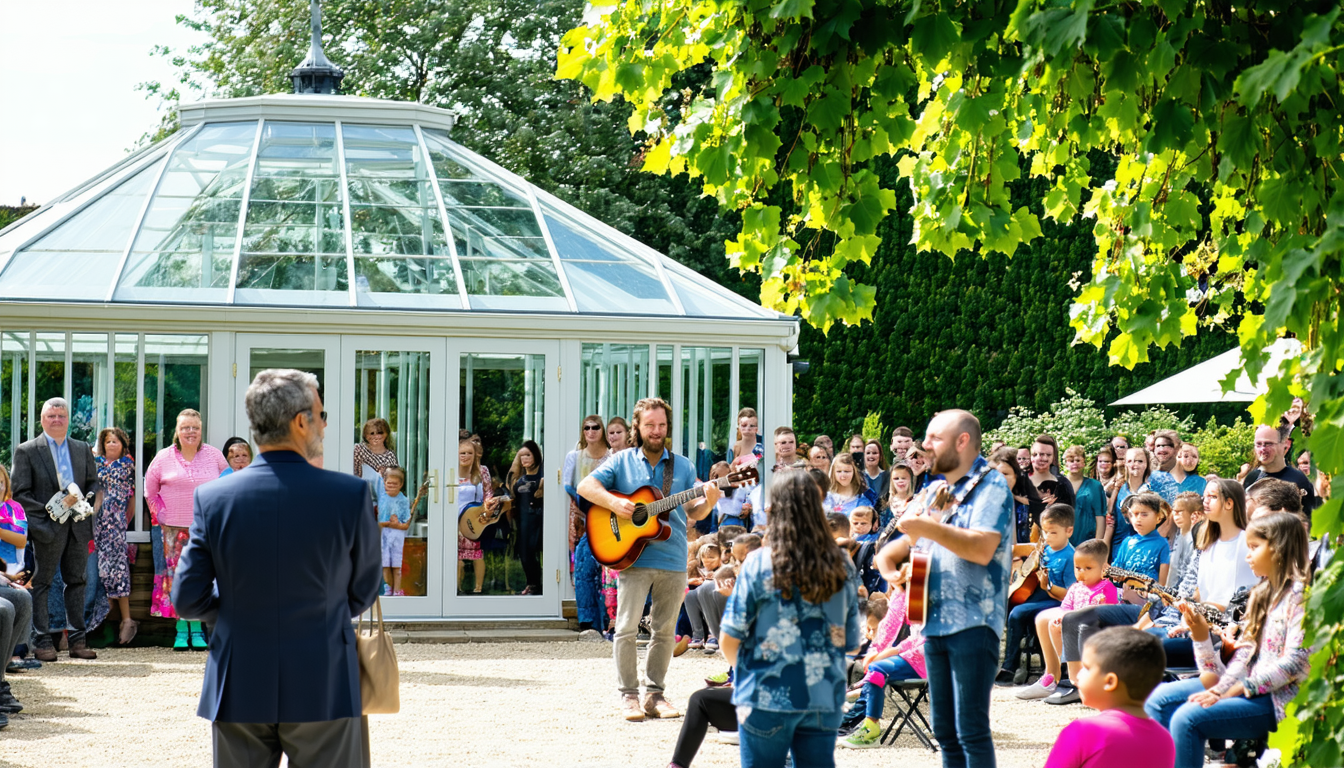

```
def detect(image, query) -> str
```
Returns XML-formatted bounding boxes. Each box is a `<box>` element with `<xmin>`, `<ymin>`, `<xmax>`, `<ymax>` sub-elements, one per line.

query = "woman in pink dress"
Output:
<box><xmin>144</xmin><ymin>409</ymin><xmax>227</xmax><ymax>651</ymax></box>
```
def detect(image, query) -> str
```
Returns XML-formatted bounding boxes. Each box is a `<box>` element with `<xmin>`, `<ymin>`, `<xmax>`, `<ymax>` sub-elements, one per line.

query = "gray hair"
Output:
<box><xmin>246</xmin><ymin>369</ymin><xmax>319</xmax><ymax>446</ymax></box>
<box><xmin>41</xmin><ymin>397</ymin><xmax>70</xmax><ymax>416</ymax></box>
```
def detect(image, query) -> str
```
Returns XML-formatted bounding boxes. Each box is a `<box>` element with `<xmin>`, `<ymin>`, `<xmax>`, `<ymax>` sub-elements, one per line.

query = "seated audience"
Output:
<box><xmin>1016</xmin><ymin>539</ymin><xmax>1118</xmax><ymax>701</ymax></box>
<box><xmin>997</xmin><ymin>503</ymin><xmax>1077</xmax><ymax>686</ymax></box>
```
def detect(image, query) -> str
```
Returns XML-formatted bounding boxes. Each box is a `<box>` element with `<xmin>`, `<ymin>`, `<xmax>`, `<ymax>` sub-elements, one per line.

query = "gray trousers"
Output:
<box><xmin>684</xmin><ymin>581</ymin><xmax>727</xmax><ymax>641</ymax></box>
<box><xmin>31</xmin><ymin>522</ymin><xmax>90</xmax><ymax>647</ymax></box>
<box><xmin>614</xmin><ymin>567</ymin><xmax>687</xmax><ymax>696</ymax></box>
<box><xmin>0</xmin><ymin>583</ymin><xmax>33</xmax><ymax>685</ymax></box>
<box><xmin>212</xmin><ymin>717</ymin><xmax>370</xmax><ymax>768</ymax></box>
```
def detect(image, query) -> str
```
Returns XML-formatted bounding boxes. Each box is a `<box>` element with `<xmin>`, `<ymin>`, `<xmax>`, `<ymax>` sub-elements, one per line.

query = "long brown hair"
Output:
<box><xmin>457</xmin><ymin>438</ymin><xmax>482</xmax><ymax>486</ymax></box>
<box><xmin>1092</xmin><ymin>445</ymin><xmax>1117</xmax><ymax>482</ymax></box>
<box><xmin>1240</xmin><ymin>512</ymin><xmax>1309</xmax><ymax>665</ymax></box>
<box><xmin>828</xmin><ymin>452</ymin><xmax>868</xmax><ymax>496</ymax></box>
<box><xmin>578</xmin><ymin>414</ymin><xmax>608</xmax><ymax>451</ymax></box>
<box><xmin>606</xmin><ymin>416</ymin><xmax>632</xmax><ymax>449</ymax></box>
<box><xmin>768</xmin><ymin>471</ymin><xmax>851</xmax><ymax>604</ymax></box>
<box><xmin>96</xmin><ymin>427</ymin><xmax>133</xmax><ymax>460</ymax></box>
<box><xmin>1199</xmin><ymin>478</ymin><xmax>1248</xmax><ymax>550</ymax></box>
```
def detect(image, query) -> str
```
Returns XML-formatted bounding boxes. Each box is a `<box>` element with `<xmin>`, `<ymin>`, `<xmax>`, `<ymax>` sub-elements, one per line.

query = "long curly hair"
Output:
<box><xmin>1241</xmin><ymin>512</ymin><xmax>1310</xmax><ymax>665</ymax></box>
<box><xmin>768</xmin><ymin>470</ymin><xmax>851</xmax><ymax>605</ymax></box>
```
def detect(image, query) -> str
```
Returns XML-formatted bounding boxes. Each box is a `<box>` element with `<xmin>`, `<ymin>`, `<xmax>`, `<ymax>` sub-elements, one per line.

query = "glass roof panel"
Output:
<box><xmin>114</xmin><ymin>121</ymin><xmax>257</xmax><ymax>303</ymax></box>
<box><xmin>543</xmin><ymin>209</ymin><xmax>675</xmax><ymax>314</ymax></box>
<box><xmin>343</xmin><ymin>124</ymin><xmax>459</xmax><ymax>309</ymax></box>
<box><xmin>0</xmin><ymin>157</ymin><xmax>165</xmax><ymax>301</ymax></box>
<box><xmin>669</xmin><ymin>270</ymin><xmax>758</xmax><ymax>317</ymax></box>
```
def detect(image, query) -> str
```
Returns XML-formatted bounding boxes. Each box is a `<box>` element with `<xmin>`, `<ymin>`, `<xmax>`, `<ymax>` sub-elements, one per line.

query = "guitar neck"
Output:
<box><xmin>645</xmin><ymin>477</ymin><xmax>731</xmax><ymax>516</ymax></box>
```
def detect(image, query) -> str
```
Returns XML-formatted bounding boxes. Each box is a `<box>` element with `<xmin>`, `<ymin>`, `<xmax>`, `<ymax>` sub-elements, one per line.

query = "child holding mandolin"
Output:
<box><xmin>995</xmin><ymin>503</ymin><xmax>1077</xmax><ymax>687</ymax></box>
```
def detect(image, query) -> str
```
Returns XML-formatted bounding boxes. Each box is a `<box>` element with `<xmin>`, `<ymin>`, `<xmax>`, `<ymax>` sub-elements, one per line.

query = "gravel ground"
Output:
<box><xmin>0</xmin><ymin>642</ymin><xmax>1081</xmax><ymax>767</ymax></box>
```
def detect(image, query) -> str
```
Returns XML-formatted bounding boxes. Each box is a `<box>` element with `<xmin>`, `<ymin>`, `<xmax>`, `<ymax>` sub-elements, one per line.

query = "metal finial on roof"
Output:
<box><xmin>290</xmin><ymin>0</ymin><xmax>345</xmax><ymax>95</ymax></box>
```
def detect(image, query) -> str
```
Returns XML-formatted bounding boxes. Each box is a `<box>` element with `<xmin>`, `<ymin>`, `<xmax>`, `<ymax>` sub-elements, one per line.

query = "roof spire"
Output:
<box><xmin>290</xmin><ymin>0</ymin><xmax>345</xmax><ymax>95</ymax></box>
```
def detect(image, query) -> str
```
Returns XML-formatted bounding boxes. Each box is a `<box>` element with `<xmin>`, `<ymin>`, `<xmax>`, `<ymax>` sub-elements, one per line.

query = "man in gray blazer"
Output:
<box><xmin>174</xmin><ymin>369</ymin><xmax>380</xmax><ymax>768</ymax></box>
<box><xmin>10</xmin><ymin>397</ymin><xmax>101</xmax><ymax>661</ymax></box>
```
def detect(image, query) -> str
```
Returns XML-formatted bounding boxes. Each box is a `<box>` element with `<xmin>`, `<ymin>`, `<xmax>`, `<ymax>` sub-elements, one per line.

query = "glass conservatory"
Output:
<box><xmin>0</xmin><ymin>92</ymin><xmax>798</xmax><ymax>621</ymax></box>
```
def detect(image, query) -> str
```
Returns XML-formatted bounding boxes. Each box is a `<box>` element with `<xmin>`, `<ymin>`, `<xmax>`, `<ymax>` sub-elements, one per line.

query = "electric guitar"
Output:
<box><xmin>583</xmin><ymin>464</ymin><xmax>759</xmax><ymax>570</ymax></box>
<box><xmin>1008</xmin><ymin>523</ymin><xmax>1044</xmax><ymax>606</ymax></box>
<box><xmin>905</xmin><ymin>462</ymin><xmax>997</xmax><ymax>626</ymax></box>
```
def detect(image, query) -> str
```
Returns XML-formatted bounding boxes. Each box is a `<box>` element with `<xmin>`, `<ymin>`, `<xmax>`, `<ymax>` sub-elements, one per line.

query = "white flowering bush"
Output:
<box><xmin>986</xmin><ymin>389</ymin><xmax>1195</xmax><ymax>455</ymax></box>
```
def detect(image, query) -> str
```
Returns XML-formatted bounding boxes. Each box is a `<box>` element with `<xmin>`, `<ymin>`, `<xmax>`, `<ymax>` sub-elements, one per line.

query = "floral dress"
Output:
<box><xmin>457</xmin><ymin>465</ymin><xmax>493</xmax><ymax>561</ymax></box>
<box><xmin>353</xmin><ymin>443</ymin><xmax>399</xmax><ymax>479</ymax></box>
<box><xmin>94</xmin><ymin>455</ymin><xmax>134</xmax><ymax>600</ymax></box>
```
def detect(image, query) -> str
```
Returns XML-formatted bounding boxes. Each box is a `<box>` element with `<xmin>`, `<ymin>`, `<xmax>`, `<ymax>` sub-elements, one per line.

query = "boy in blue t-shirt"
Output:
<box><xmin>374</xmin><ymin>468</ymin><xmax>412</xmax><ymax>596</ymax></box>
<box><xmin>996</xmin><ymin>503</ymin><xmax>1078</xmax><ymax>686</ymax></box>
<box><xmin>1111</xmin><ymin>495</ymin><xmax>1171</xmax><ymax>586</ymax></box>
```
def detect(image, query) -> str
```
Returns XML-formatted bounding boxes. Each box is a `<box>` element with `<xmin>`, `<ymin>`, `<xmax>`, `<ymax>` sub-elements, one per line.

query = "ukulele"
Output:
<box><xmin>583</xmin><ymin>463</ymin><xmax>759</xmax><ymax>570</ymax></box>
<box><xmin>904</xmin><ymin>462</ymin><xmax>997</xmax><ymax>626</ymax></box>
<box><xmin>1008</xmin><ymin>523</ymin><xmax>1044</xmax><ymax>606</ymax></box>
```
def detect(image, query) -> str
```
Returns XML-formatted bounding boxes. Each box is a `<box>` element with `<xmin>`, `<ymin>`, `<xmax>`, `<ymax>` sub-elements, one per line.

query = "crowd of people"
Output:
<box><xmin>566</xmin><ymin>396</ymin><xmax>1328</xmax><ymax>768</ymax></box>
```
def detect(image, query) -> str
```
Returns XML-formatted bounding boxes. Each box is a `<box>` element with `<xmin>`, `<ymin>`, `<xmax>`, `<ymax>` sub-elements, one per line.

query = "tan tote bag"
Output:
<box><xmin>356</xmin><ymin>597</ymin><xmax>400</xmax><ymax>714</ymax></box>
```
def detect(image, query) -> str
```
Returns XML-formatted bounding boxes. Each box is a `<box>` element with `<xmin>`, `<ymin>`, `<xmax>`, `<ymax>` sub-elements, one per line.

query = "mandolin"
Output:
<box><xmin>583</xmin><ymin>464</ymin><xmax>758</xmax><ymax>570</ymax></box>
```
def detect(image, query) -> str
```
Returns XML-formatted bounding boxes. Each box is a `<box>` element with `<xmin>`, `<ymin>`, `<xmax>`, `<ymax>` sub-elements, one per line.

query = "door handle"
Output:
<box><xmin>428</xmin><ymin>468</ymin><xmax>439</xmax><ymax>504</ymax></box>
<box><xmin>447</xmin><ymin>467</ymin><xmax>456</xmax><ymax>503</ymax></box>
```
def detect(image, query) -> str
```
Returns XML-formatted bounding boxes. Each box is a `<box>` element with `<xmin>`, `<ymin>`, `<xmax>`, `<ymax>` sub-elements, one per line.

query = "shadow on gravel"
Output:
<box><xmin>399</xmin><ymin>670</ymin><xmax>534</xmax><ymax>688</ymax></box>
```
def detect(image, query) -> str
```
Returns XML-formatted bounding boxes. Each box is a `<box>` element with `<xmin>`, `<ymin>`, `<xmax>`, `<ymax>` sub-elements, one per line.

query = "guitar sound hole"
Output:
<box><xmin>631</xmin><ymin>506</ymin><xmax>648</xmax><ymax>526</ymax></box>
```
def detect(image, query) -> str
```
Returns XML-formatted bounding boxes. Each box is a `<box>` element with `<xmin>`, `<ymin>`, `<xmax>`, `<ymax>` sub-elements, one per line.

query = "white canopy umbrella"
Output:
<box><xmin>1110</xmin><ymin>338</ymin><xmax>1303</xmax><ymax>406</ymax></box>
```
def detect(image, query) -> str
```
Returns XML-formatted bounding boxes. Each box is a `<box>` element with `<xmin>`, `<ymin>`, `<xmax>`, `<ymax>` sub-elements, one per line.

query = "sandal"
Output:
<box><xmin>118</xmin><ymin>619</ymin><xmax>140</xmax><ymax>645</ymax></box>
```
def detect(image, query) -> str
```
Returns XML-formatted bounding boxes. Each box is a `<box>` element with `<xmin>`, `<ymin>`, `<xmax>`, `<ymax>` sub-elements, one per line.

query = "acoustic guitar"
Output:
<box><xmin>583</xmin><ymin>464</ymin><xmax>758</xmax><ymax>570</ymax></box>
<box><xmin>1008</xmin><ymin>523</ymin><xmax>1044</xmax><ymax>606</ymax></box>
<box><xmin>905</xmin><ymin>463</ymin><xmax>998</xmax><ymax>627</ymax></box>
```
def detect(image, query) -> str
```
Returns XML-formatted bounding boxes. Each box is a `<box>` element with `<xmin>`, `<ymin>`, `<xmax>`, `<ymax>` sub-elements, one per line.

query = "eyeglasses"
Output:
<box><xmin>1253</xmin><ymin>441</ymin><xmax>1279</xmax><ymax>449</ymax></box>
<box><xmin>305</xmin><ymin>410</ymin><xmax>327</xmax><ymax>423</ymax></box>
<box><xmin>584</xmin><ymin>425</ymin><xmax>602</xmax><ymax>431</ymax></box>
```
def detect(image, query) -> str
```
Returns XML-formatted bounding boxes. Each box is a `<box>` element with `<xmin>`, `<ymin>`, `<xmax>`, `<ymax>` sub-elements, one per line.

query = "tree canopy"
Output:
<box><xmin>559</xmin><ymin>0</ymin><xmax>1344</xmax><ymax>763</ymax></box>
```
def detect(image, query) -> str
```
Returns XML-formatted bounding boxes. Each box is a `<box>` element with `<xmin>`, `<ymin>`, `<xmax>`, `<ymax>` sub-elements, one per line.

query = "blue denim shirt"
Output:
<box><xmin>586</xmin><ymin>446</ymin><xmax>697</xmax><ymax>572</ymax></box>
<box><xmin>45</xmin><ymin>434</ymin><xmax>75</xmax><ymax>488</ymax></box>
<box><xmin>922</xmin><ymin>456</ymin><xmax>1014</xmax><ymax>639</ymax></box>
<box><xmin>720</xmin><ymin>549</ymin><xmax>860</xmax><ymax>713</ymax></box>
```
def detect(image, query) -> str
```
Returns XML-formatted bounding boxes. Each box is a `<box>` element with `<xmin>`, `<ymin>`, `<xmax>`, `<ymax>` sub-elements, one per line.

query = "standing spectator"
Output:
<box><xmin>10</xmin><ymin>397</ymin><xmax>101</xmax><ymax>662</ymax></box>
<box><xmin>144</xmin><ymin>408</ymin><xmax>228</xmax><ymax>651</ymax></box>
<box><xmin>727</xmin><ymin>407</ymin><xmax>763</xmax><ymax>463</ymax></box>
<box><xmin>907</xmin><ymin>446</ymin><xmax>932</xmax><ymax>492</ymax></box>
<box><xmin>812</xmin><ymin>434</ymin><xmax>835</xmax><ymax>460</ymax></box>
<box><xmin>1092</xmin><ymin>445</ymin><xmax>1118</xmax><ymax>486</ymax></box>
<box><xmin>1146</xmin><ymin>430</ymin><xmax>1184</xmax><ymax>502</ymax></box>
<box><xmin>352</xmin><ymin>417</ymin><xmax>398</xmax><ymax>481</ymax></box>
<box><xmin>1110</xmin><ymin>435</ymin><xmax>1130</xmax><ymax>455</ymax></box>
<box><xmin>1029</xmin><ymin>435</ymin><xmax>1075</xmax><ymax>510</ymax></box>
<box><xmin>93</xmin><ymin>428</ymin><xmax>137</xmax><ymax>645</ymax></box>
<box><xmin>772</xmin><ymin>427</ymin><xmax>803</xmax><ymax>470</ymax></box>
<box><xmin>1105</xmin><ymin>447</ymin><xmax>1153</xmax><ymax>555</ymax></box>
<box><xmin>1015</xmin><ymin>446</ymin><xmax>1032</xmax><ymax>476</ymax></box>
<box><xmin>456</xmin><ymin>437</ymin><xmax>498</xmax><ymax>594</ymax></box>
<box><xmin>861</xmin><ymin>440</ymin><xmax>889</xmax><ymax>508</ymax></box>
<box><xmin>1063</xmin><ymin>446</ymin><xmax>1104</xmax><ymax>546</ymax></box>
<box><xmin>807</xmin><ymin>445</ymin><xmax>831</xmax><ymax>472</ymax></box>
<box><xmin>507</xmin><ymin>440</ymin><xmax>545</xmax><ymax>595</ymax></box>
<box><xmin>220</xmin><ymin>437</ymin><xmax>253</xmax><ymax>476</ymax></box>
<box><xmin>173</xmin><ymin>368</ymin><xmax>380</xmax><ymax>767</ymax></box>
<box><xmin>720</xmin><ymin>470</ymin><xmax>859</xmax><ymax>768</ymax></box>
<box><xmin>989</xmin><ymin>448</ymin><xmax>1043</xmax><ymax>547</ymax></box>
<box><xmin>1244</xmin><ymin>425</ymin><xmax>1318</xmax><ymax>514</ymax></box>
<box><xmin>567</xmin><ymin>416</ymin><xmax>610</xmax><ymax>638</ymax></box>
<box><xmin>889</xmin><ymin>426</ymin><xmax>914</xmax><ymax>466</ymax></box>
<box><xmin>579</xmin><ymin>397</ymin><xmax>719</xmax><ymax>721</ymax></box>
<box><xmin>0</xmin><ymin>465</ymin><xmax>32</xmax><ymax>722</ymax></box>
<box><xmin>607</xmin><ymin>417</ymin><xmax>632</xmax><ymax>451</ymax></box>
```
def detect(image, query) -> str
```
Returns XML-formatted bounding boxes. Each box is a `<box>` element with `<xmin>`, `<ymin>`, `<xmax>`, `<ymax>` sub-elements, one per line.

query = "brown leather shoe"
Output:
<box><xmin>621</xmin><ymin>694</ymin><xmax>645</xmax><ymax>722</ymax></box>
<box><xmin>33</xmin><ymin>646</ymin><xmax>57</xmax><ymax>663</ymax></box>
<box><xmin>68</xmin><ymin>642</ymin><xmax>97</xmax><ymax>660</ymax></box>
<box><xmin>644</xmin><ymin>692</ymin><xmax>682</xmax><ymax>719</ymax></box>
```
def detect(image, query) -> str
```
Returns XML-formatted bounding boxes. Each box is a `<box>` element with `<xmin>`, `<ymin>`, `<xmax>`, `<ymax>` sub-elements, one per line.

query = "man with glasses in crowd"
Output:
<box><xmin>1244</xmin><ymin>424</ymin><xmax>1318</xmax><ymax>516</ymax></box>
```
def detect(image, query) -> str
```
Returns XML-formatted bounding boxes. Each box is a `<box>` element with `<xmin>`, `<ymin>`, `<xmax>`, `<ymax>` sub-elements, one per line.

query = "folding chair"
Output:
<box><xmin>880</xmin><ymin>679</ymin><xmax>937</xmax><ymax>752</ymax></box>
<box><xmin>1163</xmin><ymin>666</ymin><xmax>1200</xmax><ymax>683</ymax></box>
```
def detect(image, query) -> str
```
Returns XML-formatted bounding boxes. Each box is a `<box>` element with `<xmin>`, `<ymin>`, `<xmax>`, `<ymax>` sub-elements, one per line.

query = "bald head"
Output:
<box><xmin>924</xmin><ymin>409</ymin><xmax>982</xmax><ymax>478</ymax></box>
<box><xmin>938</xmin><ymin>409</ymin><xmax>982</xmax><ymax>452</ymax></box>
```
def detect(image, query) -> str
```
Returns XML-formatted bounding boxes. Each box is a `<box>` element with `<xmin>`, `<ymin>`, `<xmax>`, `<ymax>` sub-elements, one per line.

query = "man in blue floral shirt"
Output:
<box><xmin>894</xmin><ymin>409</ymin><xmax>1012</xmax><ymax>768</ymax></box>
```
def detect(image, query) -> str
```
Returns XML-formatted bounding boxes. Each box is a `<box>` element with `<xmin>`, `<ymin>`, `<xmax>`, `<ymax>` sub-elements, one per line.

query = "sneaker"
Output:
<box><xmin>704</xmin><ymin>636</ymin><xmax>719</xmax><ymax>653</ymax></box>
<box><xmin>839</xmin><ymin>718</ymin><xmax>883</xmax><ymax>749</ymax></box>
<box><xmin>705</xmin><ymin>670</ymin><xmax>731</xmax><ymax>687</ymax></box>
<box><xmin>715</xmin><ymin>730</ymin><xmax>739</xmax><ymax>745</ymax></box>
<box><xmin>673</xmin><ymin>636</ymin><xmax>690</xmax><ymax>657</ymax></box>
<box><xmin>1015</xmin><ymin>679</ymin><xmax>1057</xmax><ymax>700</ymax></box>
<box><xmin>578</xmin><ymin>629</ymin><xmax>605</xmax><ymax>642</ymax></box>
<box><xmin>993</xmin><ymin>668</ymin><xmax>1016</xmax><ymax>687</ymax></box>
<box><xmin>382</xmin><ymin>584</ymin><xmax>392</xmax><ymax>596</ymax></box>
<box><xmin>393</xmin><ymin>589</ymin><xmax>406</xmax><ymax>596</ymax></box>
<box><xmin>189</xmin><ymin>624</ymin><xmax>208</xmax><ymax>651</ymax></box>
<box><xmin>1044</xmin><ymin>685</ymin><xmax>1082</xmax><ymax>705</ymax></box>
<box><xmin>173</xmin><ymin>623</ymin><xmax>189</xmax><ymax>652</ymax></box>
<box><xmin>7</xmin><ymin>658</ymin><xmax>41</xmax><ymax>673</ymax></box>
<box><xmin>1014</xmin><ymin>665</ymin><xmax>1030</xmax><ymax>685</ymax></box>
<box><xmin>622</xmin><ymin>694</ymin><xmax>646</xmax><ymax>722</ymax></box>
<box><xmin>688</xmin><ymin>638</ymin><xmax>705</xmax><ymax>650</ymax></box>
<box><xmin>644</xmin><ymin>692</ymin><xmax>682</xmax><ymax>719</ymax></box>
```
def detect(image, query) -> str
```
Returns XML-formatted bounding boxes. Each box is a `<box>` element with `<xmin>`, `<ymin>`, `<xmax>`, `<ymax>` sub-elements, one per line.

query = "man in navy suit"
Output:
<box><xmin>174</xmin><ymin>369</ymin><xmax>380</xmax><ymax>768</ymax></box>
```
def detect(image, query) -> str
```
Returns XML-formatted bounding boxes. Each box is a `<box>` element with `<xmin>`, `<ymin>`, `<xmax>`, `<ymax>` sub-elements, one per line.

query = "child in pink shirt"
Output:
<box><xmin>1017</xmin><ymin>539</ymin><xmax>1120</xmax><ymax>700</ymax></box>
<box><xmin>1045</xmin><ymin>626</ymin><xmax>1175</xmax><ymax>768</ymax></box>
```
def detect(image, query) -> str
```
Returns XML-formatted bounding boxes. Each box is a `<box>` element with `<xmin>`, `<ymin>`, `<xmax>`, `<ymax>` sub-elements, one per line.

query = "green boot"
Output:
<box><xmin>173</xmin><ymin>620</ymin><xmax>189</xmax><ymax>651</ymax></box>
<box><xmin>189</xmin><ymin>621</ymin><xmax>208</xmax><ymax>651</ymax></box>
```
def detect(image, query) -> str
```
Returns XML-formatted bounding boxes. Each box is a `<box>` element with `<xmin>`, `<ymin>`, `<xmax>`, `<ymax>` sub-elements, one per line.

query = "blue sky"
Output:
<box><xmin>0</xmin><ymin>1</ymin><xmax>204</xmax><ymax>205</ymax></box>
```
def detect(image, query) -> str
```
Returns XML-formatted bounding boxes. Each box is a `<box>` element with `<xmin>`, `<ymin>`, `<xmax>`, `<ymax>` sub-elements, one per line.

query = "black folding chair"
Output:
<box><xmin>880</xmin><ymin>679</ymin><xmax>938</xmax><ymax>752</ymax></box>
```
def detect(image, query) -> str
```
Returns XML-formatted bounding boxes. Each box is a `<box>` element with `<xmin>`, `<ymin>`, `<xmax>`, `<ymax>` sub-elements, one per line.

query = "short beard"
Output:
<box><xmin>641</xmin><ymin>435</ymin><xmax>665</xmax><ymax>453</ymax></box>
<box><xmin>933</xmin><ymin>449</ymin><xmax>960</xmax><ymax>474</ymax></box>
<box><xmin>304</xmin><ymin>431</ymin><xmax>325</xmax><ymax>462</ymax></box>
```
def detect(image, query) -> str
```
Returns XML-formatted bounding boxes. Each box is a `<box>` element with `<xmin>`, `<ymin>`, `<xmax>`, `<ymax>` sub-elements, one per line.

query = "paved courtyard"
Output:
<box><xmin>0</xmin><ymin>642</ymin><xmax>1078</xmax><ymax>767</ymax></box>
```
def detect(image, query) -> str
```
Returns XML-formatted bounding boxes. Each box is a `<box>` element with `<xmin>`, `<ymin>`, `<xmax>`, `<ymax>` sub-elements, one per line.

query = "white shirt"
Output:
<box><xmin>1196</xmin><ymin>531</ymin><xmax>1259</xmax><ymax>605</ymax></box>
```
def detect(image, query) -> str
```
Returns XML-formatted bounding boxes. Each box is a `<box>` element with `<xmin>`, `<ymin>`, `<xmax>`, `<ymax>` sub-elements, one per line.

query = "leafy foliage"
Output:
<box><xmin>561</xmin><ymin>2</ymin><xmax>1344</xmax><ymax>759</ymax></box>
<box><xmin>861</xmin><ymin>410</ymin><xmax>886</xmax><ymax>443</ymax></box>
<box><xmin>1188</xmin><ymin>417</ymin><xmax>1259</xmax><ymax>480</ymax></box>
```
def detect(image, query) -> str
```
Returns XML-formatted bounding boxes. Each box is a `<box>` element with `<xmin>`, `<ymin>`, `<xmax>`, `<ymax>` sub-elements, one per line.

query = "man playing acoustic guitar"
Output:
<box><xmin>876</xmin><ymin>410</ymin><xmax>1013</xmax><ymax>768</ymax></box>
<box><xmin>578</xmin><ymin>397</ymin><xmax>720</xmax><ymax>722</ymax></box>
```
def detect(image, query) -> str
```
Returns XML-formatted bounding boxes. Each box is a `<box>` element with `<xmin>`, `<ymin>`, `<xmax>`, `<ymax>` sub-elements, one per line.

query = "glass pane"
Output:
<box><xmin>679</xmin><ymin>347</ymin><xmax>732</xmax><ymax>479</ymax></box>
<box><xmin>736</xmin><ymin>348</ymin><xmax>765</xmax><ymax>462</ymax></box>
<box><xmin>458</xmin><ymin>352</ymin><xmax>546</xmax><ymax>597</ymax></box>
<box><xmin>352</xmin><ymin>350</ymin><xmax>432</xmax><ymax>597</ymax></box>
<box><xmin>670</xmin><ymin>271</ymin><xmax>759</xmax><ymax>317</ymax></box>
<box><xmin>1</xmin><ymin>332</ymin><xmax>32</xmax><ymax>467</ymax></box>
<box><xmin>353</xmin><ymin>257</ymin><xmax>460</xmax><ymax>305</ymax></box>
<box><xmin>236</xmin><ymin>254</ymin><xmax>349</xmax><ymax>294</ymax></box>
<box><xmin>439</xmin><ymin>180</ymin><xmax>530</xmax><ymax>208</ymax></box>
<box><xmin>69</xmin><ymin>333</ymin><xmax>112</xmax><ymax>444</ymax></box>
<box><xmin>246</xmin><ymin>347</ymin><xmax>324</xmax><ymax>401</ymax></box>
<box><xmin>561</xmin><ymin>259</ymin><xmax>676</xmax><ymax>315</ymax></box>
<box><xmin>34</xmin><ymin>332</ymin><xmax>64</xmax><ymax>409</ymax></box>
<box><xmin>459</xmin><ymin>259</ymin><xmax>563</xmax><ymax>299</ymax></box>
<box><xmin>658</xmin><ymin>345</ymin><xmax>673</xmax><ymax>402</ymax></box>
<box><xmin>349</xmin><ymin>205</ymin><xmax>447</xmax><ymax>255</ymax></box>
<box><xmin>254</xmin><ymin>121</ymin><xmax>338</xmax><ymax>176</ymax></box>
<box><xmin>580</xmin><ymin>343</ymin><xmax>650</xmax><ymax>423</ymax></box>
<box><xmin>141</xmin><ymin>335</ymin><xmax>210</xmax><ymax>479</ymax></box>
<box><xmin>0</xmin><ymin>159</ymin><xmax>164</xmax><ymax>301</ymax></box>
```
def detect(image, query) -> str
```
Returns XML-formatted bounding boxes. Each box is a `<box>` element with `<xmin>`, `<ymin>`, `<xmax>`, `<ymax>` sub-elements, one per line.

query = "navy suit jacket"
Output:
<box><xmin>172</xmin><ymin>450</ymin><xmax>381</xmax><ymax>723</ymax></box>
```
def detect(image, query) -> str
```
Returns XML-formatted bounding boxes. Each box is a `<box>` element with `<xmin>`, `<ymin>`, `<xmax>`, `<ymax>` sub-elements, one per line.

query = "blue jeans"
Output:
<box><xmin>924</xmin><ymin>626</ymin><xmax>999</xmax><ymax>768</ymax></box>
<box><xmin>1144</xmin><ymin>627</ymin><xmax>1197</xmax><ymax>668</ymax></box>
<box><xmin>738</xmin><ymin>708</ymin><xmax>842</xmax><ymax>768</ymax></box>
<box><xmin>573</xmin><ymin>535</ymin><xmax>605</xmax><ymax>629</ymax></box>
<box><xmin>1145</xmin><ymin>678</ymin><xmax>1278</xmax><ymax>768</ymax></box>
<box><xmin>863</xmin><ymin>656</ymin><xmax>919</xmax><ymax>720</ymax></box>
<box><xmin>1060</xmin><ymin>603</ymin><xmax>1144</xmax><ymax>662</ymax></box>
<box><xmin>1000</xmin><ymin>593</ymin><xmax>1059</xmax><ymax>671</ymax></box>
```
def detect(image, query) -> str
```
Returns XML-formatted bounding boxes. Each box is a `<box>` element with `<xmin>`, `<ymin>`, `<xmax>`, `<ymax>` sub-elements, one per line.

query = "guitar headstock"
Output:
<box><xmin>725</xmin><ymin>463</ymin><xmax>759</xmax><ymax>487</ymax></box>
